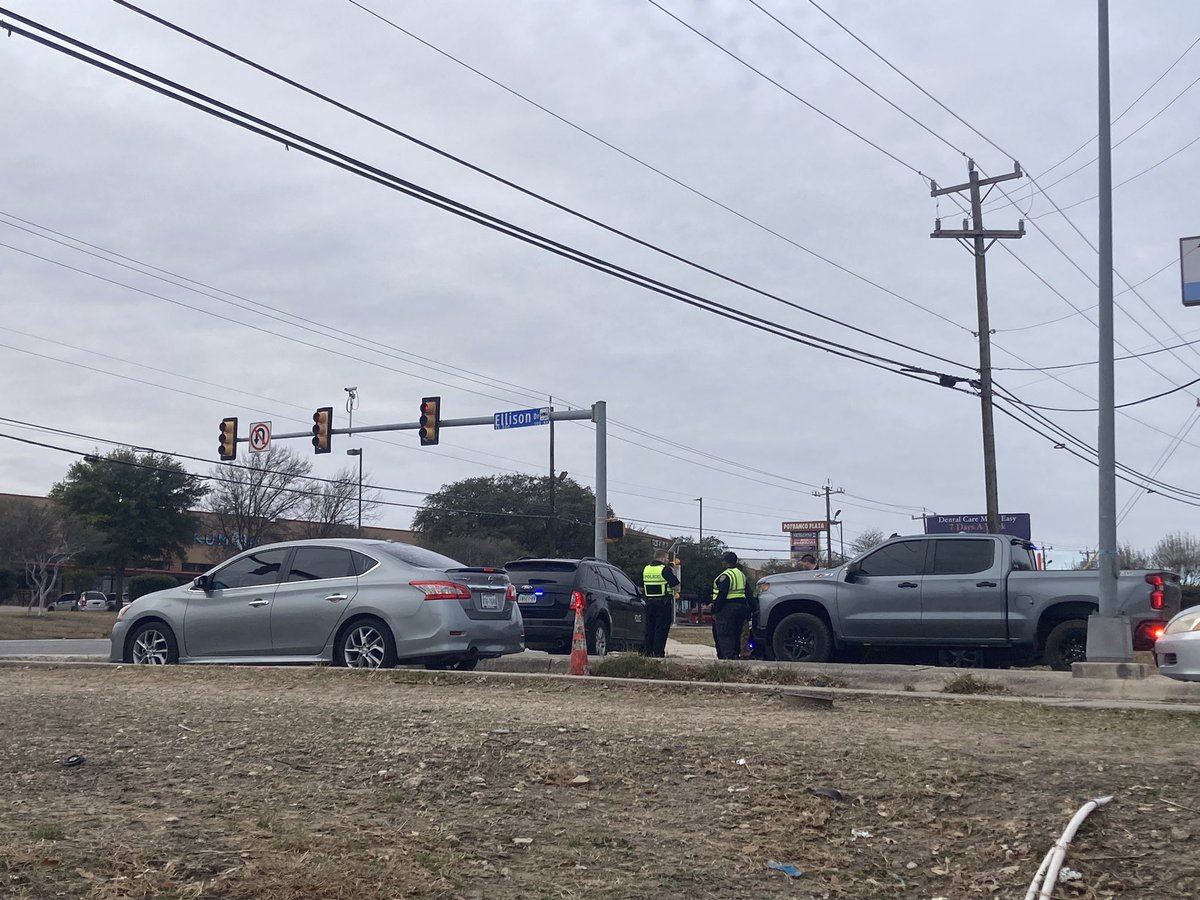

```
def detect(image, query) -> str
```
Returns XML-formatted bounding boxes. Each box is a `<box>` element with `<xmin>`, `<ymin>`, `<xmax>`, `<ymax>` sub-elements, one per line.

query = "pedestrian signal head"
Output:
<box><xmin>604</xmin><ymin>518</ymin><xmax>625</xmax><ymax>543</ymax></box>
<box><xmin>311</xmin><ymin>406</ymin><xmax>333</xmax><ymax>454</ymax></box>
<box><xmin>419</xmin><ymin>396</ymin><xmax>441</xmax><ymax>446</ymax></box>
<box><xmin>218</xmin><ymin>417</ymin><xmax>238</xmax><ymax>461</ymax></box>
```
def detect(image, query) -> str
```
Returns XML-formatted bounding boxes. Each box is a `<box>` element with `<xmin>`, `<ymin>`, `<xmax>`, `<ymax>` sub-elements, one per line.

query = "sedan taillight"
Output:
<box><xmin>410</xmin><ymin>581</ymin><xmax>471</xmax><ymax>601</ymax></box>
<box><xmin>505</xmin><ymin>584</ymin><xmax>517</xmax><ymax>603</ymax></box>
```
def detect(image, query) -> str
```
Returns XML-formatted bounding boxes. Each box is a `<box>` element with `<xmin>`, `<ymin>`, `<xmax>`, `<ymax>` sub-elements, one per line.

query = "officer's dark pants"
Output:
<box><xmin>713</xmin><ymin>600</ymin><xmax>750</xmax><ymax>660</ymax></box>
<box><xmin>643</xmin><ymin>596</ymin><xmax>673</xmax><ymax>657</ymax></box>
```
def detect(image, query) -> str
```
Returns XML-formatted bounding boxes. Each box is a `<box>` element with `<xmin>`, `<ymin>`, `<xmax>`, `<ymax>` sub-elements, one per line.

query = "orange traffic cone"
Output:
<box><xmin>568</xmin><ymin>604</ymin><xmax>589</xmax><ymax>676</ymax></box>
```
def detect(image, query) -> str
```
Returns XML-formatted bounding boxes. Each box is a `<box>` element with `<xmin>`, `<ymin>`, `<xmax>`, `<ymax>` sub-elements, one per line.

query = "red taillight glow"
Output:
<box><xmin>1152</xmin><ymin>626</ymin><xmax>1166</xmax><ymax>641</ymax></box>
<box><xmin>1145</xmin><ymin>573</ymin><xmax>1165</xmax><ymax>610</ymax></box>
<box><xmin>506</xmin><ymin>585</ymin><xmax>517</xmax><ymax>603</ymax></box>
<box><xmin>410</xmin><ymin>581</ymin><xmax>471</xmax><ymax>601</ymax></box>
<box><xmin>570</xmin><ymin>590</ymin><xmax>586</xmax><ymax>611</ymax></box>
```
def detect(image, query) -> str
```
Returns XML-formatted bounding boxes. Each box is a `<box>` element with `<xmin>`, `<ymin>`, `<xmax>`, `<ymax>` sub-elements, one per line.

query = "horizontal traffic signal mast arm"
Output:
<box><xmin>264</xmin><ymin>408</ymin><xmax>594</xmax><ymax>440</ymax></box>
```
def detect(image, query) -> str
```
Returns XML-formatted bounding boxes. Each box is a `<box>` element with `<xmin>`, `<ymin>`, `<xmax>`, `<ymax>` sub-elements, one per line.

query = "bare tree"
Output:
<box><xmin>849</xmin><ymin>528</ymin><xmax>887</xmax><ymax>557</ymax></box>
<box><xmin>205</xmin><ymin>446</ymin><xmax>313</xmax><ymax>552</ymax></box>
<box><xmin>294</xmin><ymin>465</ymin><xmax>381</xmax><ymax>539</ymax></box>
<box><xmin>0</xmin><ymin>498</ymin><xmax>95</xmax><ymax>615</ymax></box>
<box><xmin>1153</xmin><ymin>532</ymin><xmax>1200</xmax><ymax>583</ymax></box>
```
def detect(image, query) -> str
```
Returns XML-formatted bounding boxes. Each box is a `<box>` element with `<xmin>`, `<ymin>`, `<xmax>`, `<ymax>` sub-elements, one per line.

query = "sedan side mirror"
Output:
<box><xmin>192</xmin><ymin>574</ymin><xmax>211</xmax><ymax>592</ymax></box>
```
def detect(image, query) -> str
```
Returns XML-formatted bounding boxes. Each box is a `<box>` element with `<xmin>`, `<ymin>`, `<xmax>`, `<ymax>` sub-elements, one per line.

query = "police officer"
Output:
<box><xmin>642</xmin><ymin>549</ymin><xmax>680</xmax><ymax>658</ymax></box>
<box><xmin>711</xmin><ymin>551</ymin><xmax>750</xmax><ymax>660</ymax></box>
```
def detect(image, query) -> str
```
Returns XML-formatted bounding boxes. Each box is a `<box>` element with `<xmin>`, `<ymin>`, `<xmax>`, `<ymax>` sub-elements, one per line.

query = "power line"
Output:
<box><xmin>107</xmin><ymin>0</ymin><xmax>969</xmax><ymax>373</ymax></box>
<box><xmin>999</xmin><ymin>375</ymin><xmax>1200</xmax><ymax>413</ymax></box>
<box><xmin>0</xmin><ymin>12</ymin><xmax>979</xmax><ymax>388</ymax></box>
<box><xmin>1001</xmin><ymin>32</ymin><xmax>1200</xmax><ymax>196</ymax></box>
<box><xmin>644</xmin><ymin>0</ymin><xmax>932</xmax><ymax>179</ymax></box>
<box><xmin>746</xmin><ymin>0</ymin><xmax>969</xmax><ymax>159</ymax></box>
<box><xmin>800</xmin><ymin>0</ymin><xmax>1016</xmax><ymax>162</ymax></box>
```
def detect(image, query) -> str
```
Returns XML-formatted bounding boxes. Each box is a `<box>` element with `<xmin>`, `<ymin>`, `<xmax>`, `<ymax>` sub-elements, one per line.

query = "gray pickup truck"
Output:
<box><xmin>752</xmin><ymin>533</ymin><xmax>1179</xmax><ymax>670</ymax></box>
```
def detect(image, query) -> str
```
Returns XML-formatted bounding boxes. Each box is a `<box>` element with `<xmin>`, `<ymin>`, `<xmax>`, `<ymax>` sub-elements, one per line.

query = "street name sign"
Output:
<box><xmin>494</xmin><ymin>407</ymin><xmax>551</xmax><ymax>430</ymax></box>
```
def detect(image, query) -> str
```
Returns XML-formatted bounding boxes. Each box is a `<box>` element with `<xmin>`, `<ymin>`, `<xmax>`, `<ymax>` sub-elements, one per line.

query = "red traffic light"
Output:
<box><xmin>419</xmin><ymin>396</ymin><xmax>441</xmax><ymax>446</ymax></box>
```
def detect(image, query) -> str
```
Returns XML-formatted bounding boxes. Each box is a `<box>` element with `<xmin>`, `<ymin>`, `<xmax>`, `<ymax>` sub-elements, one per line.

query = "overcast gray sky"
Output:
<box><xmin>2</xmin><ymin>0</ymin><xmax>1199</xmax><ymax>566</ymax></box>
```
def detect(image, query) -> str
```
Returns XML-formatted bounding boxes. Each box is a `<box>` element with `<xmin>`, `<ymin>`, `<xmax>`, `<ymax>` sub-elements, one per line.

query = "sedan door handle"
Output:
<box><xmin>324</xmin><ymin>593</ymin><xmax>348</xmax><ymax>603</ymax></box>
<box><xmin>898</xmin><ymin>582</ymin><xmax>919</xmax><ymax>589</ymax></box>
<box><xmin>247</xmin><ymin>599</ymin><xmax>270</xmax><ymax>607</ymax></box>
<box><xmin>976</xmin><ymin>581</ymin><xmax>997</xmax><ymax>588</ymax></box>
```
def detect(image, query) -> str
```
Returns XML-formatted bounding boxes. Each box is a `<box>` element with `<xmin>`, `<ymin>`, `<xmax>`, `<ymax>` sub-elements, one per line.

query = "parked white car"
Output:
<box><xmin>77</xmin><ymin>591</ymin><xmax>109</xmax><ymax>611</ymax></box>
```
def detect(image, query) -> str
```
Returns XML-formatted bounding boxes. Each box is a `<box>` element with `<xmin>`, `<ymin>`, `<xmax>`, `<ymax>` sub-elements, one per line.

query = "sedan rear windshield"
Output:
<box><xmin>370</xmin><ymin>542</ymin><xmax>464</xmax><ymax>570</ymax></box>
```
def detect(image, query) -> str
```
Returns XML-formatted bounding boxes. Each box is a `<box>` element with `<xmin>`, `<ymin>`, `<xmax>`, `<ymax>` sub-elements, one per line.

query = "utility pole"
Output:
<box><xmin>813</xmin><ymin>481</ymin><xmax>844</xmax><ymax>567</ymax></box>
<box><xmin>931</xmin><ymin>160</ymin><xmax>1025</xmax><ymax>534</ymax></box>
<box><xmin>548</xmin><ymin>395</ymin><xmax>556</xmax><ymax>556</ymax></box>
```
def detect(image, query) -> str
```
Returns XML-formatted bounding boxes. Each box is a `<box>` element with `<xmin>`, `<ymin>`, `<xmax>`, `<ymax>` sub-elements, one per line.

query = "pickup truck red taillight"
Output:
<box><xmin>1145</xmin><ymin>573</ymin><xmax>1165</xmax><ymax>610</ymax></box>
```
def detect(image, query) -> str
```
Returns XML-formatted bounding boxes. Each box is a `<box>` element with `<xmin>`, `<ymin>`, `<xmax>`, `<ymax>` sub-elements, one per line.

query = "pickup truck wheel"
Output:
<box><xmin>1044</xmin><ymin>619</ymin><xmax>1088</xmax><ymax>671</ymax></box>
<box><xmin>771</xmin><ymin>613</ymin><xmax>832</xmax><ymax>663</ymax></box>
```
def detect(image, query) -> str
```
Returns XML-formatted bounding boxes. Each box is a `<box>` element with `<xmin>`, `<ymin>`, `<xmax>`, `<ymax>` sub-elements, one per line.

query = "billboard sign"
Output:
<box><xmin>923</xmin><ymin>513</ymin><xmax>1031</xmax><ymax>541</ymax></box>
<box><xmin>789</xmin><ymin>531</ymin><xmax>820</xmax><ymax>560</ymax></box>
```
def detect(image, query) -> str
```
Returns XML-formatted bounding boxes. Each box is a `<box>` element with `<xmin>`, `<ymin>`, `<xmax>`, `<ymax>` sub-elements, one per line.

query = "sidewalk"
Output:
<box><xmin>664</xmin><ymin>637</ymin><xmax>716</xmax><ymax>659</ymax></box>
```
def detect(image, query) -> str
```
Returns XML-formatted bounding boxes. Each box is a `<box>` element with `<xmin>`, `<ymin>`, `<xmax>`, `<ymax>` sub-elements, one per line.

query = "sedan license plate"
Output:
<box><xmin>517</xmin><ymin>593</ymin><xmax>537</xmax><ymax>605</ymax></box>
<box><xmin>480</xmin><ymin>592</ymin><xmax>504</xmax><ymax>610</ymax></box>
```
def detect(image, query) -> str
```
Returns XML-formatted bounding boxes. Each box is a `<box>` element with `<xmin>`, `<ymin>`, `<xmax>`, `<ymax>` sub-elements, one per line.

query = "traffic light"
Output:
<box><xmin>419</xmin><ymin>396</ymin><xmax>441</xmax><ymax>446</ymax></box>
<box><xmin>604</xmin><ymin>518</ymin><xmax>625</xmax><ymax>543</ymax></box>
<box><xmin>218</xmin><ymin>417</ymin><xmax>238</xmax><ymax>461</ymax></box>
<box><xmin>312</xmin><ymin>406</ymin><xmax>333</xmax><ymax>454</ymax></box>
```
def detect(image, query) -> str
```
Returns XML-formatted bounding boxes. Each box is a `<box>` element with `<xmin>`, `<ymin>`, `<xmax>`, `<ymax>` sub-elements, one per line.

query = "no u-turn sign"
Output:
<box><xmin>248</xmin><ymin>421</ymin><xmax>272</xmax><ymax>453</ymax></box>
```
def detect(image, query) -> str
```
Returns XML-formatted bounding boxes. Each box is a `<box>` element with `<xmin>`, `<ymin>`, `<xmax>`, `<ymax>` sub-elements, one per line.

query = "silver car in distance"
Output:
<box><xmin>110</xmin><ymin>539</ymin><xmax>523</xmax><ymax>670</ymax></box>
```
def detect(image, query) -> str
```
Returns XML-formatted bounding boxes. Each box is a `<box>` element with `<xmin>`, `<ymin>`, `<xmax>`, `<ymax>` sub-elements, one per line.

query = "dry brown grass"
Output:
<box><xmin>0</xmin><ymin>606</ymin><xmax>116</xmax><ymax>640</ymax></box>
<box><xmin>1</xmin><ymin>664</ymin><xmax>1196</xmax><ymax>899</ymax></box>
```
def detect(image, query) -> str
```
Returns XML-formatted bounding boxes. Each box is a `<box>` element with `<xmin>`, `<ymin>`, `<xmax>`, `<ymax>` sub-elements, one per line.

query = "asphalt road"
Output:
<box><xmin>0</xmin><ymin>639</ymin><xmax>109</xmax><ymax>658</ymax></box>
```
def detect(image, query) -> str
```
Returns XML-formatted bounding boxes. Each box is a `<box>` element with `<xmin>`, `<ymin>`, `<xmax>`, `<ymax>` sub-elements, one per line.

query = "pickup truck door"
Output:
<box><xmin>920</xmin><ymin>538</ymin><xmax>1008</xmax><ymax>642</ymax></box>
<box><xmin>837</xmin><ymin>539</ymin><xmax>927</xmax><ymax>640</ymax></box>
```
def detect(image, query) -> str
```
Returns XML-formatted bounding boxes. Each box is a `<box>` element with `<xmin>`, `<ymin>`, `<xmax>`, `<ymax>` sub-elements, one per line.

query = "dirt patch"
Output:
<box><xmin>1</xmin><ymin>665</ymin><xmax>1196</xmax><ymax>899</ymax></box>
<box><xmin>0</xmin><ymin>607</ymin><xmax>116</xmax><ymax>640</ymax></box>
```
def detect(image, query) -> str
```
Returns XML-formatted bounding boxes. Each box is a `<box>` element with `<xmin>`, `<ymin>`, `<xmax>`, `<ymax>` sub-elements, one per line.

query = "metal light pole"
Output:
<box><xmin>346</xmin><ymin>448</ymin><xmax>363</xmax><ymax>533</ymax></box>
<box><xmin>694</xmin><ymin>497</ymin><xmax>703</xmax><ymax>544</ymax></box>
<box><xmin>1087</xmin><ymin>0</ymin><xmax>1131</xmax><ymax>663</ymax></box>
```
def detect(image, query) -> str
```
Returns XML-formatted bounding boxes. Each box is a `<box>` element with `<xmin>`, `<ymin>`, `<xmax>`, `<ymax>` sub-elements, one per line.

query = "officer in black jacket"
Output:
<box><xmin>711</xmin><ymin>551</ymin><xmax>750</xmax><ymax>660</ymax></box>
<box><xmin>642</xmin><ymin>549</ymin><xmax>680</xmax><ymax>657</ymax></box>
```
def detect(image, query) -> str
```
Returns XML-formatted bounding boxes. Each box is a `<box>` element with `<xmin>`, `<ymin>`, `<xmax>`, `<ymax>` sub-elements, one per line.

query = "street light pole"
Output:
<box><xmin>346</xmin><ymin>448</ymin><xmax>363</xmax><ymax>533</ymax></box>
<box><xmin>694</xmin><ymin>497</ymin><xmax>703</xmax><ymax>544</ymax></box>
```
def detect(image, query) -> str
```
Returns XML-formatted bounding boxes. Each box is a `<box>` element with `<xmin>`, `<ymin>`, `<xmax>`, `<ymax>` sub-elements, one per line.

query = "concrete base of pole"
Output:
<box><xmin>1072</xmin><ymin>661</ymin><xmax>1152</xmax><ymax>680</ymax></box>
<box><xmin>1084</xmin><ymin>614</ymin><xmax>1133</xmax><ymax>664</ymax></box>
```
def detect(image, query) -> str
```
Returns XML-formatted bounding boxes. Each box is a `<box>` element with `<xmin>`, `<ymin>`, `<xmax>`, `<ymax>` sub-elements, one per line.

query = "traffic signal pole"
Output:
<box><xmin>226</xmin><ymin>401</ymin><xmax>607</xmax><ymax>557</ymax></box>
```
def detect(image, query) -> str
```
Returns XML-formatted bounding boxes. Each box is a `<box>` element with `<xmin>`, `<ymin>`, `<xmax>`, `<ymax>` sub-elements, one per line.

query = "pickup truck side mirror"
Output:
<box><xmin>845</xmin><ymin>562</ymin><xmax>859</xmax><ymax>583</ymax></box>
<box><xmin>192</xmin><ymin>574</ymin><xmax>211</xmax><ymax>592</ymax></box>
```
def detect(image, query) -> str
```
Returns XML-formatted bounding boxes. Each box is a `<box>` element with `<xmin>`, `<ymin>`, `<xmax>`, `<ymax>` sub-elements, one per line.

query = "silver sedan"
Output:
<box><xmin>1154</xmin><ymin>605</ymin><xmax>1200</xmax><ymax>682</ymax></box>
<box><xmin>110</xmin><ymin>539</ymin><xmax>523</xmax><ymax>670</ymax></box>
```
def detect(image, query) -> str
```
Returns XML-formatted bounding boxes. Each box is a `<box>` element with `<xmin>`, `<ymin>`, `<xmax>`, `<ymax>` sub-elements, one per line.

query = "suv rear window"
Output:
<box><xmin>504</xmin><ymin>560</ymin><xmax>580</xmax><ymax>587</ymax></box>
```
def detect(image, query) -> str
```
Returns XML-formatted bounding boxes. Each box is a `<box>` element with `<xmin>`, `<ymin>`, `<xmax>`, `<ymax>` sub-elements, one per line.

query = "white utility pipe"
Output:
<box><xmin>1025</xmin><ymin>795</ymin><xmax>1113</xmax><ymax>900</ymax></box>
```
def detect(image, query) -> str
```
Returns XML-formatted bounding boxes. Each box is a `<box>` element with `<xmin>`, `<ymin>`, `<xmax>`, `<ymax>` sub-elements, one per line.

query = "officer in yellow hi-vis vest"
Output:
<box><xmin>642</xmin><ymin>549</ymin><xmax>680</xmax><ymax>657</ymax></box>
<box><xmin>711</xmin><ymin>551</ymin><xmax>750</xmax><ymax>660</ymax></box>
